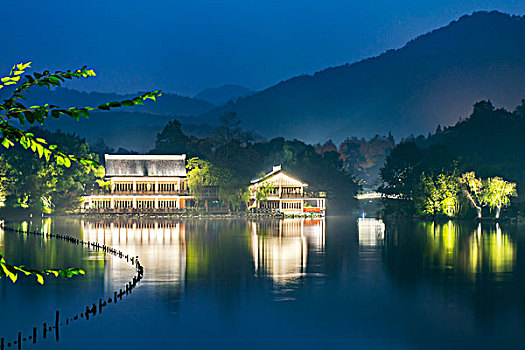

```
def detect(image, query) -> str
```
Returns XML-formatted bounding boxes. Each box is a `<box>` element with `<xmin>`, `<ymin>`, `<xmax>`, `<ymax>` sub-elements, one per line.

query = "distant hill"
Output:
<box><xmin>25</xmin><ymin>87</ymin><xmax>214</xmax><ymax>116</ymax></box>
<box><xmin>39</xmin><ymin>111</ymin><xmax>209</xmax><ymax>153</ymax></box>
<box><xmin>194</xmin><ymin>84</ymin><xmax>254</xmax><ymax>105</ymax></box>
<box><xmin>22</xmin><ymin>88</ymin><xmax>215</xmax><ymax>152</ymax></box>
<box><xmin>198</xmin><ymin>11</ymin><xmax>525</xmax><ymax>143</ymax></box>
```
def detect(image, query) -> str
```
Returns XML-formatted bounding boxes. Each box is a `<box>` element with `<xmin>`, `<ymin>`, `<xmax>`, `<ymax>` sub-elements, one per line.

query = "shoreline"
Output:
<box><xmin>0</xmin><ymin>208</ymin><xmax>326</xmax><ymax>221</ymax></box>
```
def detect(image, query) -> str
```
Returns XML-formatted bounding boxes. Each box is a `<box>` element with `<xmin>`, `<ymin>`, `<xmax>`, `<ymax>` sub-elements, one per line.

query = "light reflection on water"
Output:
<box><xmin>419</xmin><ymin>221</ymin><xmax>515</xmax><ymax>276</ymax></box>
<box><xmin>1</xmin><ymin>216</ymin><xmax>525</xmax><ymax>349</ymax></box>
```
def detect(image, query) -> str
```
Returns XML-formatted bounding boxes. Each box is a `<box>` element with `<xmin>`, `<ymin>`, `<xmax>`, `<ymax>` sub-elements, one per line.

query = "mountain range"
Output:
<box><xmin>194</xmin><ymin>84</ymin><xmax>254</xmax><ymax>105</ymax></box>
<box><xmin>199</xmin><ymin>11</ymin><xmax>525</xmax><ymax>143</ymax></box>
<box><xmin>23</xmin><ymin>11</ymin><xmax>525</xmax><ymax>149</ymax></box>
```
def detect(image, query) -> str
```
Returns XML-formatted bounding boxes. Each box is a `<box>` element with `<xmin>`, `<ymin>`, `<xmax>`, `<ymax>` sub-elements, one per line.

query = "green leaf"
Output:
<box><xmin>36</xmin><ymin>143</ymin><xmax>44</xmax><ymax>158</ymax></box>
<box><xmin>1</xmin><ymin>138</ymin><xmax>14</xmax><ymax>149</ymax></box>
<box><xmin>48</xmin><ymin>77</ymin><xmax>61</xmax><ymax>85</ymax></box>
<box><xmin>79</xmin><ymin>109</ymin><xmax>90</xmax><ymax>119</ymax></box>
<box><xmin>43</xmin><ymin>148</ymin><xmax>52</xmax><ymax>161</ymax></box>
<box><xmin>98</xmin><ymin>103</ymin><xmax>110</xmax><ymax>111</ymax></box>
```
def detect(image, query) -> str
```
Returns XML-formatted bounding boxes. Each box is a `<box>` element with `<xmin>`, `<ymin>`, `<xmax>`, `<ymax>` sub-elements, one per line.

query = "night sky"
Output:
<box><xmin>3</xmin><ymin>0</ymin><xmax>525</xmax><ymax>96</ymax></box>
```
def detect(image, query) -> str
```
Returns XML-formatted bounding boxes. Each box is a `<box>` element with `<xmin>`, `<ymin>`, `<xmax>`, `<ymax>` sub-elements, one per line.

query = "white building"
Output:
<box><xmin>248</xmin><ymin>165</ymin><xmax>326</xmax><ymax>215</ymax></box>
<box><xmin>84</xmin><ymin>154</ymin><xmax>201</xmax><ymax>212</ymax></box>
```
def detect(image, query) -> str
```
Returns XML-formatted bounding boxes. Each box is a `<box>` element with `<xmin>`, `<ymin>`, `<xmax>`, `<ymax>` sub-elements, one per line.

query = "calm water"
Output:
<box><xmin>1</xmin><ymin>216</ymin><xmax>525</xmax><ymax>349</ymax></box>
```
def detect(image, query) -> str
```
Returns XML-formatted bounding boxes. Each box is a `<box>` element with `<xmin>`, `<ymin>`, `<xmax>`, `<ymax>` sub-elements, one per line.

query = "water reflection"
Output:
<box><xmin>358</xmin><ymin>218</ymin><xmax>385</xmax><ymax>247</ymax></box>
<box><xmin>423</xmin><ymin>221</ymin><xmax>516</xmax><ymax>276</ymax></box>
<box><xmin>81</xmin><ymin>219</ymin><xmax>186</xmax><ymax>287</ymax></box>
<box><xmin>3</xmin><ymin>216</ymin><xmax>525</xmax><ymax>348</ymax></box>
<box><xmin>251</xmin><ymin>218</ymin><xmax>325</xmax><ymax>285</ymax></box>
<box><xmin>387</xmin><ymin>220</ymin><xmax>517</xmax><ymax>280</ymax></box>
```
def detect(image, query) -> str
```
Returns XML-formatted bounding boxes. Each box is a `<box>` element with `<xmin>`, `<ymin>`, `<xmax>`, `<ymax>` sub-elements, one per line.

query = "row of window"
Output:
<box><xmin>115</xmin><ymin>183</ymin><xmax>133</xmax><ymax>192</ymax></box>
<box><xmin>92</xmin><ymin>200</ymin><xmax>178</xmax><ymax>209</ymax></box>
<box><xmin>282</xmin><ymin>202</ymin><xmax>301</xmax><ymax>210</ymax></box>
<box><xmin>113</xmin><ymin>182</ymin><xmax>187</xmax><ymax>193</ymax></box>
<box><xmin>92</xmin><ymin>200</ymin><xmax>111</xmax><ymax>209</ymax></box>
<box><xmin>114</xmin><ymin>200</ymin><xmax>133</xmax><ymax>209</ymax></box>
<box><xmin>158</xmin><ymin>200</ymin><xmax>178</xmax><ymax>209</ymax></box>
<box><xmin>158</xmin><ymin>183</ymin><xmax>178</xmax><ymax>192</ymax></box>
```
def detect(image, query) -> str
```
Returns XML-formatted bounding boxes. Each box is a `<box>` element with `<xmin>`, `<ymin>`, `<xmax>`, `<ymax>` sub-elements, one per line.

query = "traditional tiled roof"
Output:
<box><xmin>105</xmin><ymin>154</ymin><xmax>187</xmax><ymax>177</ymax></box>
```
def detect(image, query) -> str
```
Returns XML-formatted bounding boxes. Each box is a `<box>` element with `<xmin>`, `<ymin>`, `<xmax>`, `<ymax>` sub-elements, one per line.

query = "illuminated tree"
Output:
<box><xmin>186</xmin><ymin>157</ymin><xmax>248</xmax><ymax>210</ymax></box>
<box><xmin>416</xmin><ymin>172</ymin><xmax>460</xmax><ymax>217</ymax></box>
<box><xmin>255</xmin><ymin>181</ymin><xmax>273</xmax><ymax>206</ymax></box>
<box><xmin>482</xmin><ymin>177</ymin><xmax>517</xmax><ymax>218</ymax></box>
<box><xmin>459</xmin><ymin>171</ymin><xmax>484</xmax><ymax>218</ymax></box>
<box><xmin>186</xmin><ymin>157</ymin><xmax>218</xmax><ymax>205</ymax></box>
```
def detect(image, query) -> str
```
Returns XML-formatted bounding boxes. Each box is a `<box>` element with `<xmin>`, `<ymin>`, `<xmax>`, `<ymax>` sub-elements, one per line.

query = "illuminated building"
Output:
<box><xmin>84</xmin><ymin>154</ymin><xmax>216</xmax><ymax>212</ymax></box>
<box><xmin>248</xmin><ymin>165</ymin><xmax>326</xmax><ymax>215</ymax></box>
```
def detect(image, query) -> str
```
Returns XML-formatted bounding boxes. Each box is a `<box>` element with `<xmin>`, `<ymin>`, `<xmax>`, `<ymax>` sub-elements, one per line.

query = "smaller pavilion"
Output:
<box><xmin>248</xmin><ymin>165</ymin><xmax>326</xmax><ymax>215</ymax></box>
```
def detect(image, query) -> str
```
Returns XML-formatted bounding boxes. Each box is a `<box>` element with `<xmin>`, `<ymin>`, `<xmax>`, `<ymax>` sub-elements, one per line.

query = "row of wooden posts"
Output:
<box><xmin>0</xmin><ymin>222</ymin><xmax>144</xmax><ymax>349</ymax></box>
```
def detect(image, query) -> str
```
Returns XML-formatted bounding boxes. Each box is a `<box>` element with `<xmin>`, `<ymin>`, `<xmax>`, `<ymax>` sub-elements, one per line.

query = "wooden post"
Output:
<box><xmin>17</xmin><ymin>333</ymin><xmax>21</xmax><ymax>350</ymax></box>
<box><xmin>33</xmin><ymin>327</ymin><xmax>36</xmax><ymax>343</ymax></box>
<box><xmin>55</xmin><ymin>310</ymin><xmax>59</xmax><ymax>341</ymax></box>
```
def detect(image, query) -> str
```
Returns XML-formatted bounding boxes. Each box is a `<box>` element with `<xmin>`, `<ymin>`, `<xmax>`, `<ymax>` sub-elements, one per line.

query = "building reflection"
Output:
<box><xmin>250</xmin><ymin>218</ymin><xmax>325</xmax><ymax>284</ymax></box>
<box><xmin>358</xmin><ymin>218</ymin><xmax>385</xmax><ymax>247</ymax></box>
<box><xmin>81</xmin><ymin>218</ymin><xmax>187</xmax><ymax>287</ymax></box>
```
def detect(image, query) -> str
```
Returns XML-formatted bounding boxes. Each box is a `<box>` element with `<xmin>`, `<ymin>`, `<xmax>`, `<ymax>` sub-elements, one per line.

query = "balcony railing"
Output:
<box><xmin>86</xmin><ymin>189</ymin><xmax>191</xmax><ymax>196</ymax></box>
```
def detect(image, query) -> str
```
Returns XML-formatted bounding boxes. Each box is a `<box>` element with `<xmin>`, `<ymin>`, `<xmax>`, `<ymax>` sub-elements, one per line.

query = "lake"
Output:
<box><xmin>1</xmin><ymin>215</ymin><xmax>525</xmax><ymax>349</ymax></box>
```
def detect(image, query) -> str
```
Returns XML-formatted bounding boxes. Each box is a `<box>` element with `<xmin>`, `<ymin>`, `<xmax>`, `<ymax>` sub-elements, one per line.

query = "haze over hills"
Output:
<box><xmin>23</xmin><ymin>88</ymin><xmax>216</xmax><ymax>152</ymax></box>
<box><xmin>197</xmin><ymin>11</ymin><xmax>525</xmax><ymax>143</ymax></box>
<box><xmin>25</xmin><ymin>87</ymin><xmax>214</xmax><ymax>116</ymax></box>
<box><xmin>194</xmin><ymin>84</ymin><xmax>254</xmax><ymax>105</ymax></box>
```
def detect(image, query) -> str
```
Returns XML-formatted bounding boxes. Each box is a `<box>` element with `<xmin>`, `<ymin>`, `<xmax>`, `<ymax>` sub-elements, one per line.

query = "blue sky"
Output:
<box><xmin>2</xmin><ymin>0</ymin><xmax>525</xmax><ymax>95</ymax></box>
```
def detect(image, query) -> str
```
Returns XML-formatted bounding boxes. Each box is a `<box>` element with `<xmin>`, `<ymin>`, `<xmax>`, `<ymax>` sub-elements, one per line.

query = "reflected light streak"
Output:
<box><xmin>358</xmin><ymin>218</ymin><xmax>385</xmax><ymax>247</ymax></box>
<box><xmin>250</xmin><ymin>218</ymin><xmax>325</xmax><ymax>285</ymax></box>
<box><xmin>82</xmin><ymin>219</ymin><xmax>186</xmax><ymax>286</ymax></box>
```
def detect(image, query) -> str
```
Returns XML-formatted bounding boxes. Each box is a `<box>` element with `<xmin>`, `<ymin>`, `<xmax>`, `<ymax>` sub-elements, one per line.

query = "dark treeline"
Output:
<box><xmin>379</xmin><ymin>100</ymin><xmax>524</xmax><ymax>218</ymax></box>
<box><xmin>150</xmin><ymin>114</ymin><xmax>359</xmax><ymax>213</ymax></box>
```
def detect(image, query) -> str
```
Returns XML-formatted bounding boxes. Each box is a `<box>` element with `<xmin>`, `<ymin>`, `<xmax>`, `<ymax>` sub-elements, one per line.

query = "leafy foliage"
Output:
<box><xmin>0</xmin><ymin>61</ymin><xmax>160</xmax><ymax>285</ymax></box>
<box><xmin>482</xmin><ymin>177</ymin><xmax>517</xmax><ymax>218</ymax></box>
<box><xmin>0</xmin><ymin>62</ymin><xmax>161</xmax><ymax>168</ymax></box>
<box><xmin>416</xmin><ymin>172</ymin><xmax>460</xmax><ymax>217</ymax></box>
<box><xmin>0</xmin><ymin>253</ymin><xmax>84</xmax><ymax>285</ymax></box>
<box><xmin>1</xmin><ymin>129</ymin><xmax>105</xmax><ymax>212</ymax></box>
<box><xmin>380</xmin><ymin>142</ymin><xmax>518</xmax><ymax>218</ymax></box>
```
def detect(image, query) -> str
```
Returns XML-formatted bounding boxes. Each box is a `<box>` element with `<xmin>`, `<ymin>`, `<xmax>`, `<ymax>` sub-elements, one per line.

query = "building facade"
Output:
<box><xmin>248</xmin><ymin>165</ymin><xmax>326</xmax><ymax>215</ymax></box>
<box><xmin>84</xmin><ymin>154</ymin><xmax>207</xmax><ymax>212</ymax></box>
